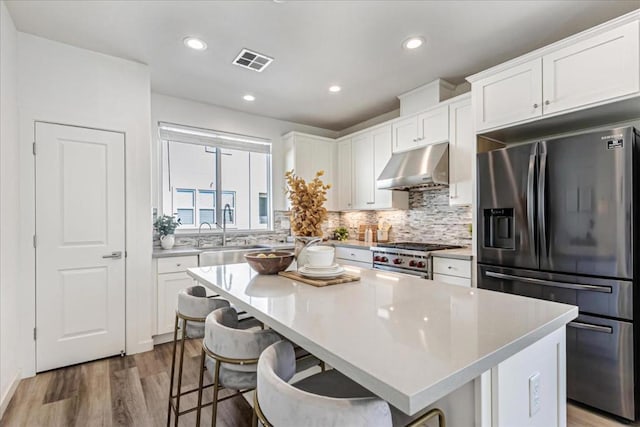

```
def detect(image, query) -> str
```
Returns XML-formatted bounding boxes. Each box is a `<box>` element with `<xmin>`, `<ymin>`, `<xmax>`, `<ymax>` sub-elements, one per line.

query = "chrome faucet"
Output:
<box><xmin>197</xmin><ymin>222</ymin><xmax>212</xmax><ymax>248</ymax></box>
<box><xmin>220</xmin><ymin>204</ymin><xmax>233</xmax><ymax>247</ymax></box>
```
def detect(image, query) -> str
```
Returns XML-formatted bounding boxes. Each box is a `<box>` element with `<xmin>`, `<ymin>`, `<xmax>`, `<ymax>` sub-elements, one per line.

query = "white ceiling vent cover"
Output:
<box><xmin>233</xmin><ymin>48</ymin><xmax>274</xmax><ymax>72</ymax></box>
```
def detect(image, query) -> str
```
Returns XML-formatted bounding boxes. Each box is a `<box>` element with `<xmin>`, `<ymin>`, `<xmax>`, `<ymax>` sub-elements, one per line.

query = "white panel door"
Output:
<box><xmin>448</xmin><ymin>99</ymin><xmax>474</xmax><ymax>205</ymax></box>
<box><xmin>417</xmin><ymin>105</ymin><xmax>449</xmax><ymax>146</ymax></box>
<box><xmin>392</xmin><ymin>116</ymin><xmax>418</xmax><ymax>153</ymax></box>
<box><xmin>336</xmin><ymin>139</ymin><xmax>352</xmax><ymax>210</ymax></box>
<box><xmin>351</xmin><ymin>133</ymin><xmax>374</xmax><ymax>210</ymax></box>
<box><xmin>542</xmin><ymin>20</ymin><xmax>640</xmax><ymax>115</ymax></box>
<box><xmin>371</xmin><ymin>125</ymin><xmax>392</xmax><ymax>209</ymax></box>
<box><xmin>473</xmin><ymin>58</ymin><xmax>543</xmax><ymax>132</ymax></box>
<box><xmin>35</xmin><ymin>122</ymin><xmax>125</xmax><ymax>372</ymax></box>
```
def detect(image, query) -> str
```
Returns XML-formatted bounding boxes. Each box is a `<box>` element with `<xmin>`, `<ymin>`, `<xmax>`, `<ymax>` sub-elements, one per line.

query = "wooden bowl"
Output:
<box><xmin>244</xmin><ymin>251</ymin><xmax>295</xmax><ymax>275</ymax></box>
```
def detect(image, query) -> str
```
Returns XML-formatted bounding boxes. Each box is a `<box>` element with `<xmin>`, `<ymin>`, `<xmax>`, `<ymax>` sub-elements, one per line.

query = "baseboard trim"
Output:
<box><xmin>0</xmin><ymin>370</ymin><xmax>22</xmax><ymax>418</ymax></box>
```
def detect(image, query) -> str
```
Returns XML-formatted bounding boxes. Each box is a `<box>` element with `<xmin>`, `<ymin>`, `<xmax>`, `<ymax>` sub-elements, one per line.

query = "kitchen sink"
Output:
<box><xmin>199</xmin><ymin>245</ymin><xmax>292</xmax><ymax>266</ymax></box>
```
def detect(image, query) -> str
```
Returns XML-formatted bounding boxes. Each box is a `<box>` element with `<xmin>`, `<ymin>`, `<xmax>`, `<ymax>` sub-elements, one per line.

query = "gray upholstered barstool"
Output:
<box><xmin>254</xmin><ymin>340</ymin><xmax>446</xmax><ymax>427</ymax></box>
<box><xmin>196</xmin><ymin>307</ymin><xmax>321</xmax><ymax>427</ymax></box>
<box><xmin>166</xmin><ymin>285</ymin><xmax>231</xmax><ymax>427</ymax></box>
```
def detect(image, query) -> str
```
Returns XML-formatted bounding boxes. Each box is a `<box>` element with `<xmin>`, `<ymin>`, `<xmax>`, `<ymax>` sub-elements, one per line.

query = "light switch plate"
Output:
<box><xmin>529</xmin><ymin>372</ymin><xmax>541</xmax><ymax>417</ymax></box>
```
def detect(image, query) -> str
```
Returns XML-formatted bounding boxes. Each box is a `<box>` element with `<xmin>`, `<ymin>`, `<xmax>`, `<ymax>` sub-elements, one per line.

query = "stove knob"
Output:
<box><xmin>417</xmin><ymin>261</ymin><xmax>426</xmax><ymax>268</ymax></box>
<box><xmin>393</xmin><ymin>258</ymin><xmax>403</xmax><ymax>265</ymax></box>
<box><xmin>374</xmin><ymin>255</ymin><xmax>381</xmax><ymax>262</ymax></box>
<box><xmin>381</xmin><ymin>257</ymin><xmax>389</xmax><ymax>263</ymax></box>
<box><xmin>408</xmin><ymin>260</ymin><xmax>417</xmax><ymax>267</ymax></box>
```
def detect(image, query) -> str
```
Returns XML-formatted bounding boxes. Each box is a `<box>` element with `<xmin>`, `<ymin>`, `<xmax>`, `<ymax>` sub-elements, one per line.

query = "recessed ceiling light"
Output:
<box><xmin>184</xmin><ymin>37</ymin><xmax>207</xmax><ymax>51</ymax></box>
<box><xmin>243</xmin><ymin>94</ymin><xmax>256</xmax><ymax>102</ymax></box>
<box><xmin>403</xmin><ymin>36</ymin><xmax>425</xmax><ymax>50</ymax></box>
<box><xmin>329</xmin><ymin>85</ymin><xmax>341</xmax><ymax>93</ymax></box>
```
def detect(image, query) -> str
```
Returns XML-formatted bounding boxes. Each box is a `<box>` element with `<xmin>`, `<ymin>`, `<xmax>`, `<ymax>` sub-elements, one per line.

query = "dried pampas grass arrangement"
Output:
<box><xmin>285</xmin><ymin>169</ymin><xmax>331</xmax><ymax>237</ymax></box>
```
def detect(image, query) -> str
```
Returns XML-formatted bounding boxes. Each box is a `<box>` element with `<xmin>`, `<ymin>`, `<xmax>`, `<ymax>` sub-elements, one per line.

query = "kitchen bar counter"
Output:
<box><xmin>188</xmin><ymin>264</ymin><xmax>577</xmax><ymax>420</ymax></box>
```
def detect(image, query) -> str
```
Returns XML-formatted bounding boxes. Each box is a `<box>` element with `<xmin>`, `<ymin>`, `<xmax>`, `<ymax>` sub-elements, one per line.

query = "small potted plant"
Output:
<box><xmin>334</xmin><ymin>227</ymin><xmax>349</xmax><ymax>242</ymax></box>
<box><xmin>154</xmin><ymin>215</ymin><xmax>181</xmax><ymax>249</ymax></box>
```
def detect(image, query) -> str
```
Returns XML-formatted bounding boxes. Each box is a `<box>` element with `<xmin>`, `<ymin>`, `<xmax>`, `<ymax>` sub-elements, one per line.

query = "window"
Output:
<box><xmin>160</xmin><ymin>122</ymin><xmax>271</xmax><ymax>231</ymax></box>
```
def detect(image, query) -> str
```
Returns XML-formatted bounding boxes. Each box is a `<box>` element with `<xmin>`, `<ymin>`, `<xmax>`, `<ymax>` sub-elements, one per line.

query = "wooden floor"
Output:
<box><xmin>1</xmin><ymin>340</ymin><xmax>637</xmax><ymax>426</ymax></box>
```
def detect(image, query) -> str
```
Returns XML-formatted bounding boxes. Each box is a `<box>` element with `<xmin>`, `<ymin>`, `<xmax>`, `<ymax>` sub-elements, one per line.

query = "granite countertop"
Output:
<box><xmin>152</xmin><ymin>242</ymin><xmax>295</xmax><ymax>258</ymax></box>
<box><xmin>188</xmin><ymin>264</ymin><xmax>577</xmax><ymax>415</ymax></box>
<box><xmin>430</xmin><ymin>247</ymin><xmax>473</xmax><ymax>260</ymax></box>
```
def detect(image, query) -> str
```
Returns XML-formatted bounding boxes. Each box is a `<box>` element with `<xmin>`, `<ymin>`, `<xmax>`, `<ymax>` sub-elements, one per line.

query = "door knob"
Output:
<box><xmin>544</xmin><ymin>100</ymin><xmax>550</xmax><ymax>105</ymax></box>
<box><xmin>102</xmin><ymin>251</ymin><xmax>123</xmax><ymax>259</ymax></box>
<box><xmin>533</xmin><ymin>103</ymin><xmax>538</xmax><ymax>109</ymax></box>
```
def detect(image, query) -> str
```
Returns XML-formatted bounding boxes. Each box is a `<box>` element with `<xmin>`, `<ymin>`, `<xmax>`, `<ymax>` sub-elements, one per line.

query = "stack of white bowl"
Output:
<box><xmin>298</xmin><ymin>246</ymin><xmax>345</xmax><ymax>279</ymax></box>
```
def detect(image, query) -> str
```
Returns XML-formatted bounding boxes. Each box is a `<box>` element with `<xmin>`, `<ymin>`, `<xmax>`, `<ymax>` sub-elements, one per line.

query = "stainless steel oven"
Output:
<box><xmin>372</xmin><ymin>242</ymin><xmax>462</xmax><ymax>279</ymax></box>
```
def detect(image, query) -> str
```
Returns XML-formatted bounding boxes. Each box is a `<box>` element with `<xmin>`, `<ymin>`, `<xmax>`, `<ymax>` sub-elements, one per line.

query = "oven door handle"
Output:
<box><xmin>485</xmin><ymin>271</ymin><xmax>612</xmax><ymax>293</ymax></box>
<box><xmin>568</xmin><ymin>321</ymin><xmax>613</xmax><ymax>334</ymax></box>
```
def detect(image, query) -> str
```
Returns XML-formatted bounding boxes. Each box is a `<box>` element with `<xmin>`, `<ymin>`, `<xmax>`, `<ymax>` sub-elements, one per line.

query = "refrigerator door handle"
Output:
<box><xmin>527</xmin><ymin>151</ymin><xmax>536</xmax><ymax>259</ymax></box>
<box><xmin>537</xmin><ymin>151</ymin><xmax>548</xmax><ymax>258</ymax></box>
<box><xmin>568</xmin><ymin>321</ymin><xmax>613</xmax><ymax>334</ymax></box>
<box><xmin>485</xmin><ymin>271</ymin><xmax>612</xmax><ymax>293</ymax></box>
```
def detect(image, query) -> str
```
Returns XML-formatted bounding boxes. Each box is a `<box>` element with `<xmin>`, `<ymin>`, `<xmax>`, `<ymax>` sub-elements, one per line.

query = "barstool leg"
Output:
<box><xmin>211</xmin><ymin>360</ymin><xmax>221</xmax><ymax>427</ymax></box>
<box><xmin>195</xmin><ymin>345</ymin><xmax>206</xmax><ymax>426</ymax></box>
<box><xmin>167</xmin><ymin>314</ymin><xmax>180</xmax><ymax>427</ymax></box>
<box><xmin>252</xmin><ymin>407</ymin><xmax>258</xmax><ymax>427</ymax></box>
<box><xmin>175</xmin><ymin>319</ymin><xmax>188</xmax><ymax>427</ymax></box>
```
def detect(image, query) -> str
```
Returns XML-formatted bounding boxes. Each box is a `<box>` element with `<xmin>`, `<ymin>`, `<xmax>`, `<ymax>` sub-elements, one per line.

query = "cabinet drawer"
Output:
<box><xmin>335</xmin><ymin>247</ymin><xmax>373</xmax><ymax>264</ymax></box>
<box><xmin>157</xmin><ymin>255</ymin><xmax>198</xmax><ymax>274</ymax></box>
<box><xmin>433</xmin><ymin>257</ymin><xmax>471</xmax><ymax>278</ymax></box>
<box><xmin>433</xmin><ymin>273</ymin><xmax>471</xmax><ymax>288</ymax></box>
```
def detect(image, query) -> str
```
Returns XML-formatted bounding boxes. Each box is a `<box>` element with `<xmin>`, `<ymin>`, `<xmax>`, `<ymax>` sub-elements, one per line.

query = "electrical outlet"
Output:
<box><xmin>529</xmin><ymin>372</ymin><xmax>541</xmax><ymax>417</ymax></box>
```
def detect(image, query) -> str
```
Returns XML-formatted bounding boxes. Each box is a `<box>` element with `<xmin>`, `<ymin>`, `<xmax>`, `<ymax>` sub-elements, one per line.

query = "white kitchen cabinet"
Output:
<box><xmin>351</xmin><ymin>133</ymin><xmax>375</xmax><ymax>210</ymax></box>
<box><xmin>392</xmin><ymin>116</ymin><xmax>418</xmax><ymax>153</ymax></box>
<box><xmin>284</xmin><ymin>132</ymin><xmax>336</xmax><ymax>211</ymax></box>
<box><xmin>155</xmin><ymin>255</ymin><xmax>199</xmax><ymax>336</ymax></box>
<box><xmin>336</xmin><ymin>139</ymin><xmax>353</xmax><ymax>210</ymax></box>
<box><xmin>432</xmin><ymin>256</ymin><xmax>472</xmax><ymax>287</ymax></box>
<box><xmin>351</xmin><ymin>126</ymin><xmax>408</xmax><ymax>211</ymax></box>
<box><xmin>542</xmin><ymin>20</ymin><xmax>639</xmax><ymax>116</ymax></box>
<box><xmin>472</xmin><ymin>58</ymin><xmax>543</xmax><ymax>132</ymax></box>
<box><xmin>335</xmin><ymin>247</ymin><xmax>373</xmax><ymax>268</ymax></box>
<box><xmin>448</xmin><ymin>97</ymin><xmax>474</xmax><ymax>205</ymax></box>
<box><xmin>417</xmin><ymin>104</ymin><xmax>449</xmax><ymax>145</ymax></box>
<box><xmin>470</xmin><ymin>16</ymin><xmax>640</xmax><ymax>133</ymax></box>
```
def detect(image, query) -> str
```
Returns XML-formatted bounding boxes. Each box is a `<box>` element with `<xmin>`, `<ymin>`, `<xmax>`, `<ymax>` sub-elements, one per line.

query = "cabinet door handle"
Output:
<box><xmin>176</xmin><ymin>263</ymin><xmax>181</xmax><ymax>267</ymax></box>
<box><xmin>544</xmin><ymin>100</ymin><xmax>550</xmax><ymax>105</ymax></box>
<box><xmin>366</xmin><ymin>202</ymin><xmax>375</xmax><ymax>205</ymax></box>
<box><xmin>450</xmin><ymin>195</ymin><xmax>457</xmax><ymax>199</ymax></box>
<box><xmin>533</xmin><ymin>103</ymin><xmax>539</xmax><ymax>109</ymax></box>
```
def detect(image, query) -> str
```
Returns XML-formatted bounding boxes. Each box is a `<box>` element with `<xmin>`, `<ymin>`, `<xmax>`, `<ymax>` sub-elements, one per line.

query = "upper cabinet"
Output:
<box><xmin>542</xmin><ymin>21</ymin><xmax>639</xmax><ymax>115</ymax></box>
<box><xmin>448</xmin><ymin>97</ymin><xmax>474</xmax><ymax>205</ymax></box>
<box><xmin>472</xmin><ymin>59</ymin><xmax>543</xmax><ymax>132</ymax></box>
<box><xmin>336</xmin><ymin>139</ymin><xmax>353</xmax><ymax>210</ymax></box>
<box><xmin>391</xmin><ymin>116</ymin><xmax>418</xmax><ymax>152</ymax></box>
<box><xmin>393</xmin><ymin>104</ymin><xmax>450</xmax><ymax>153</ymax></box>
<box><xmin>469</xmin><ymin>16</ymin><xmax>640</xmax><ymax>133</ymax></box>
<box><xmin>284</xmin><ymin>132</ymin><xmax>336</xmax><ymax>211</ymax></box>
<box><xmin>344</xmin><ymin>125</ymin><xmax>408</xmax><ymax>211</ymax></box>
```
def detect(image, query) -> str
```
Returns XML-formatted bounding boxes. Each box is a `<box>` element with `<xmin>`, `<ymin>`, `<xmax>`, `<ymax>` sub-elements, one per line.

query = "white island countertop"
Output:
<box><xmin>188</xmin><ymin>264</ymin><xmax>577</xmax><ymax>415</ymax></box>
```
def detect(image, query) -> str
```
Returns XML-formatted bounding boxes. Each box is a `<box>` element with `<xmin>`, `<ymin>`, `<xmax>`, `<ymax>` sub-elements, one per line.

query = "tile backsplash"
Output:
<box><xmin>154</xmin><ymin>188</ymin><xmax>471</xmax><ymax>248</ymax></box>
<box><xmin>340</xmin><ymin>187</ymin><xmax>472</xmax><ymax>246</ymax></box>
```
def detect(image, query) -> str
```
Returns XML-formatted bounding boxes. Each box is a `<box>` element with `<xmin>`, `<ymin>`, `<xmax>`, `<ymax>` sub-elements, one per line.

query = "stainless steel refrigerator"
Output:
<box><xmin>477</xmin><ymin>126</ymin><xmax>639</xmax><ymax>421</ymax></box>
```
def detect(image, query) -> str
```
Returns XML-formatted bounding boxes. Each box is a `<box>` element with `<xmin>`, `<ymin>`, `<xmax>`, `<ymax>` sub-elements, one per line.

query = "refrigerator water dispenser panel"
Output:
<box><xmin>484</xmin><ymin>208</ymin><xmax>515</xmax><ymax>249</ymax></box>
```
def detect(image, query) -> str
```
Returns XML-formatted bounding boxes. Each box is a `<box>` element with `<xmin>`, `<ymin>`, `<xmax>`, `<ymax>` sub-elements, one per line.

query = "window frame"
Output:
<box><xmin>159</xmin><ymin>122</ymin><xmax>273</xmax><ymax>233</ymax></box>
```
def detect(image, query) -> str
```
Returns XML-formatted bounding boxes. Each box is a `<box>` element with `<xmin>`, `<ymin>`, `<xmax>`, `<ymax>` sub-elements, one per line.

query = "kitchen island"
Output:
<box><xmin>188</xmin><ymin>264</ymin><xmax>578</xmax><ymax>426</ymax></box>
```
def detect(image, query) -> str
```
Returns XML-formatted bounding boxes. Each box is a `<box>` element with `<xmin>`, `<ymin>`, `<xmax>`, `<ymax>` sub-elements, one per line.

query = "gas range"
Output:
<box><xmin>371</xmin><ymin>242</ymin><xmax>462</xmax><ymax>278</ymax></box>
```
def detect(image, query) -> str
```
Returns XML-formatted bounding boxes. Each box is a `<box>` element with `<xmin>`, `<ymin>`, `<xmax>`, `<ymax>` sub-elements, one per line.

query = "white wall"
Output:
<box><xmin>16</xmin><ymin>33</ymin><xmax>153</xmax><ymax>377</ymax></box>
<box><xmin>151</xmin><ymin>93</ymin><xmax>338</xmax><ymax>213</ymax></box>
<box><xmin>0</xmin><ymin>0</ymin><xmax>21</xmax><ymax>414</ymax></box>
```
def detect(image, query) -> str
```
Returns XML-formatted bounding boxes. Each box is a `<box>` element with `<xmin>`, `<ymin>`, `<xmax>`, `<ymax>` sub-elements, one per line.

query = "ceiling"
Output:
<box><xmin>6</xmin><ymin>1</ymin><xmax>639</xmax><ymax>131</ymax></box>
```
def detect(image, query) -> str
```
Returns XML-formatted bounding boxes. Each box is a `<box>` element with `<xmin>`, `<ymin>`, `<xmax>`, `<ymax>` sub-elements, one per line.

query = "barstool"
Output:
<box><xmin>254</xmin><ymin>340</ymin><xmax>446</xmax><ymax>427</ymax></box>
<box><xmin>166</xmin><ymin>285</ymin><xmax>230</xmax><ymax>427</ymax></box>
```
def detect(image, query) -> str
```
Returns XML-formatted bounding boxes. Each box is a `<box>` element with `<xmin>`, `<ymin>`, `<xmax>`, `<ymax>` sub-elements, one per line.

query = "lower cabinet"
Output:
<box><xmin>335</xmin><ymin>247</ymin><xmax>373</xmax><ymax>268</ymax></box>
<box><xmin>155</xmin><ymin>255</ymin><xmax>198</xmax><ymax>336</ymax></box>
<box><xmin>432</xmin><ymin>256</ymin><xmax>472</xmax><ymax>287</ymax></box>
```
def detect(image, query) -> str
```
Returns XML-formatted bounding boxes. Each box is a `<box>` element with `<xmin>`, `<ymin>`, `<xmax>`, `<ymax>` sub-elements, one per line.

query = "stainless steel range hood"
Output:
<box><xmin>377</xmin><ymin>143</ymin><xmax>449</xmax><ymax>190</ymax></box>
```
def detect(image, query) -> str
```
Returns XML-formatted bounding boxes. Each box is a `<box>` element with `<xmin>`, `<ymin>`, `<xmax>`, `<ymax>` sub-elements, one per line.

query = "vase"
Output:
<box><xmin>294</xmin><ymin>236</ymin><xmax>322</xmax><ymax>269</ymax></box>
<box><xmin>160</xmin><ymin>234</ymin><xmax>175</xmax><ymax>250</ymax></box>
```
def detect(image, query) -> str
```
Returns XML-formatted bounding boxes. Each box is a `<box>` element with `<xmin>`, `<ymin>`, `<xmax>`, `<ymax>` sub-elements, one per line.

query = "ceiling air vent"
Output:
<box><xmin>233</xmin><ymin>48</ymin><xmax>274</xmax><ymax>72</ymax></box>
